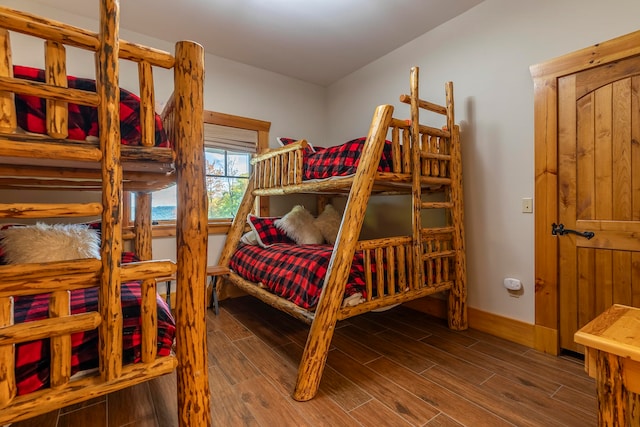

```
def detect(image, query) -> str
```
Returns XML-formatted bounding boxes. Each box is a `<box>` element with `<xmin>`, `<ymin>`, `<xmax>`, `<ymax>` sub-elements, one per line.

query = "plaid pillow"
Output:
<box><xmin>247</xmin><ymin>214</ymin><xmax>294</xmax><ymax>248</ymax></box>
<box><xmin>302</xmin><ymin>137</ymin><xmax>393</xmax><ymax>180</ymax></box>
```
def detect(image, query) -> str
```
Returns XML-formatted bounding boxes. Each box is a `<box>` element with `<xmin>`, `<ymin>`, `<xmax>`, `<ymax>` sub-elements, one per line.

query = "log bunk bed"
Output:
<box><xmin>217</xmin><ymin>66</ymin><xmax>468</xmax><ymax>401</ymax></box>
<box><xmin>0</xmin><ymin>1</ymin><xmax>210</xmax><ymax>426</ymax></box>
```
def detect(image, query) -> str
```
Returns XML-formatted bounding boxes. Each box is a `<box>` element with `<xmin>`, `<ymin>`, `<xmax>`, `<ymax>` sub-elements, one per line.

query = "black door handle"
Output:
<box><xmin>551</xmin><ymin>223</ymin><xmax>595</xmax><ymax>240</ymax></box>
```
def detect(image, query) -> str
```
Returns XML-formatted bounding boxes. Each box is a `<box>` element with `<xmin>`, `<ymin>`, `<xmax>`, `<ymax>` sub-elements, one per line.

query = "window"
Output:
<box><xmin>203</xmin><ymin>123</ymin><xmax>255</xmax><ymax>219</ymax></box>
<box><xmin>127</xmin><ymin>112</ymin><xmax>270</xmax><ymax>230</ymax></box>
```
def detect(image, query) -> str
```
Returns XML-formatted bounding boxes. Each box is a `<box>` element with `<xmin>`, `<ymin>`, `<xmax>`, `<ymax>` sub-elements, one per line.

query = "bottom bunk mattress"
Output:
<box><xmin>229</xmin><ymin>243</ymin><xmax>371</xmax><ymax>310</ymax></box>
<box><xmin>14</xmin><ymin>281</ymin><xmax>175</xmax><ymax>396</ymax></box>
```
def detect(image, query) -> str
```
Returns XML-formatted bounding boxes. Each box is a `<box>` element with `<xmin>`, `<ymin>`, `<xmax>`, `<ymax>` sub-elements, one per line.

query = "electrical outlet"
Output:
<box><xmin>521</xmin><ymin>197</ymin><xmax>533</xmax><ymax>213</ymax></box>
<box><xmin>504</xmin><ymin>277</ymin><xmax>522</xmax><ymax>291</ymax></box>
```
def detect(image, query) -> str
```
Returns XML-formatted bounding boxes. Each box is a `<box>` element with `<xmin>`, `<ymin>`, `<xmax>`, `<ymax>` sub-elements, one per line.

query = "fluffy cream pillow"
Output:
<box><xmin>0</xmin><ymin>223</ymin><xmax>101</xmax><ymax>264</ymax></box>
<box><xmin>275</xmin><ymin>205</ymin><xmax>324</xmax><ymax>244</ymax></box>
<box><xmin>240</xmin><ymin>230</ymin><xmax>259</xmax><ymax>245</ymax></box>
<box><xmin>314</xmin><ymin>204</ymin><xmax>342</xmax><ymax>245</ymax></box>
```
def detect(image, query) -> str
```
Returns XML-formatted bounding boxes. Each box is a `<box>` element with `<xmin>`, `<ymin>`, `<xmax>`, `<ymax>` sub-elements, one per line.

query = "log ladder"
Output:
<box><xmin>404</xmin><ymin>67</ymin><xmax>467</xmax><ymax>330</ymax></box>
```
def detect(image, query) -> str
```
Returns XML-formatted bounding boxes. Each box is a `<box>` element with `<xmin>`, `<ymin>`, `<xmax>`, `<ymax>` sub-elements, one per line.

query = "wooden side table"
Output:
<box><xmin>158</xmin><ymin>265</ymin><xmax>229</xmax><ymax>314</ymax></box>
<box><xmin>574</xmin><ymin>304</ymin><xmax>640</xmax><ymax>426</ymax></box>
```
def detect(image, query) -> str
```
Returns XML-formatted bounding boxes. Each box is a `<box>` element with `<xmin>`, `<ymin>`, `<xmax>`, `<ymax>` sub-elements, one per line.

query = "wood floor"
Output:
<box><xmin>13</xmin><ymin>296</ymin><xmax>597</xmax><ymax>426</ymax></box>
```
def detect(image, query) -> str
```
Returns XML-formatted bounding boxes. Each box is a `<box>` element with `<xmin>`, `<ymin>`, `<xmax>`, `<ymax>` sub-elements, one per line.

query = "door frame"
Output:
<box><xmin>530</xmin><ymin>30</ymin><xmax>640</xmax><ymax>354</ymax></box>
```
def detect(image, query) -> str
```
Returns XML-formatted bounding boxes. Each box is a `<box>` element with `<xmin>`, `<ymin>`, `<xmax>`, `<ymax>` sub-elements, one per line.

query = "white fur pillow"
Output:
<box><xmin>314</xmin><ymin>204</ymin><xmax>342</xmax><ymax>245</ymax></box>
<box><xmin>0</xmin><ymin>223</ymin><xmax>101</xmax><ymax>264</ymax></box>
<box><xmin>275</xmin><ymin>205</ymin><xmax>324</xmax><ymax>244</ymax></box>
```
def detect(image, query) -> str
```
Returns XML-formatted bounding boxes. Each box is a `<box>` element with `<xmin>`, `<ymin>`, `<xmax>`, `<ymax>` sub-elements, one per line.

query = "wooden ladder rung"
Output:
<box><xmin>420</xmin><ymin>226</ymin><xmax>455</xmax><ymax>236</ymax></box>
<box><xmin>399</xmin><ymin>94</ymin><xmax>448</xmax><ymax>116</ymax></box>
<box><xmin>422</xmin><ymin>250</ymin><xmax>457</xmax><ymax>261</ymax></box>
<box><xmin>420</xmin><ymin>152</ymin><xmax>451</xmax><ymax>161</ymax></box>
<box><xmin>421</xmin><ymin>201</ymin><xmax>453</xmax><ymax>209</ymax></box>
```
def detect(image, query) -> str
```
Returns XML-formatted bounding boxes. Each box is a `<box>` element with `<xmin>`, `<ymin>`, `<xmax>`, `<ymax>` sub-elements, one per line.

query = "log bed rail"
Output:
<box><xmin>250</xmin><ymin>119</ymin><xmax>453</xmax><ymax>195</ymax></box>
<box><xmin>0</xmin><ymin>1</ymin><xmax>210</xmax><ymax>426</ymax></box>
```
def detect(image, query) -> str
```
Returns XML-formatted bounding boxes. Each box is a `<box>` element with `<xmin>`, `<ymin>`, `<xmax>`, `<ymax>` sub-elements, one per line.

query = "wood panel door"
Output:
<box><xmin>557</xmin><ymin>56</ymin><xmax>640</xmax><ymax>353</ymax></box>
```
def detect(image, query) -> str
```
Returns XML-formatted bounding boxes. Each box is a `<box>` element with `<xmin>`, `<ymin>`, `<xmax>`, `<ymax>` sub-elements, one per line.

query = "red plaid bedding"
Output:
<box><xmin>13</xmin><ymin>264</ymin><xmax>175</xmax><ymax>396</ymax></box>
<box><xmin>229</xmin><ymin>243</ymin><xmax>369</xmax><ymax>309</ymax></box>
<box><xmin>302</xmin><ymin>137</ymin><xmax>394</xmax><ymax>180</ymax></box>
<box><xmin>13</xmin><ymin>65</ymin><xmax>170</xmax><ymax>147</ymax></box>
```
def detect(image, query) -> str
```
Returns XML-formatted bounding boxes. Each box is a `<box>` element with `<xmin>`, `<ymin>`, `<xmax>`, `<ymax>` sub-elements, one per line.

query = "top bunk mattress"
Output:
<box><xmin>280</xmin><ymin>136</ymin><xmax>394</xmax><ymax>180</ymax></box>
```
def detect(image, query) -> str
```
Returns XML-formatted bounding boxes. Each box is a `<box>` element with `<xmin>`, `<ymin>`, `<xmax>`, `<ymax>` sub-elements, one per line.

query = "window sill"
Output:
<box><xmin>123</xmin><ymin>220</ymin><xmax>233</xmax><ymax>239</ymax></box>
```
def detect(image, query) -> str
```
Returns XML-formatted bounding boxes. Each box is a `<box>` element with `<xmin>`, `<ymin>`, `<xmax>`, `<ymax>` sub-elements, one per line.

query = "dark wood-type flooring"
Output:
<box><xmin>13</xmin><ymin>296</ymin><xmax>597</xmax><ymax>426</ymax></box>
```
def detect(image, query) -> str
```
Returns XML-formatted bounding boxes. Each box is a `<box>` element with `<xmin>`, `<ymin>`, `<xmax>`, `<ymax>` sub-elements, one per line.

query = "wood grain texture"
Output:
<box><xmin>448</xmin><ymin>124</ymin><xmax>467</xmax><ymax>330</ymax></box>
<box><xmin>0</xmin><ymin>0</ymin><xmax>209</xmax><ymax>424</ymax></box>
<box><xmin>173</xmin><ymin>39</ymin><xmax>210</xmax><ymax>427</ymax></box>
<box><xmin>0</xmin><ymin>6</ymin><xmax>174</xmax><ymax>69</ymax></box>
<box><xmin>44</xmin><ymin>40</ymin><xmax>68</xmax><ymax>139</ymax></box>
<box><xmin>0</xmin><ymin>28</ymin><xmax>15</xmax><ymax>134</ymax></box>
<box><xmin>0</xmin><ymin>296</ymin><xmax>15</xmax><ymax>408</ymax></box>
<box><xmin>293</xmin><ymin>104</ymin><xmax>394</xmax><ymax>401</ymax></box>
<box><xmin>97</xmin><ymin>0</ymin><xmax>123</xmax><ymax>383</ymax></box>
<box><xmin>531</xmin><ymin>28</ymin><xmax>640</xmax><ymax>356</ymax></box>
<box><xmin>138</xmin><ymin>60</ymin><xmax>155</xmax><ymax>147</ymax></box>
<box><xmin>49</xmin><ymin>290</ymin><xmax>72</xmax><ymax>389</ymax></box>
<box><xmin>133</xmin><ymin>192</ymin><xmax>153</xmax><ymax>261</ymax></box>
<box><xmin>575</xmin><ymin>305</ymin><xmax>640</xmax><ymax>425</ymax></box>
<box><xmin>0</xmin><ymin>202</ymin><xmax>102</xmax><ymax>218</ymax></box>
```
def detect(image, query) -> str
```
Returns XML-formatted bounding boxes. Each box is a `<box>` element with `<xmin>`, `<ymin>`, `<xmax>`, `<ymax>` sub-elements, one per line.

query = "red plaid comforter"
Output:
<box><xmin>229</xmin><ymin>243</ymin><xmax>369</xmax><ymax>309</ymax></box>
<box><xmin>302</xmin><ymin>137</ymin><xmax>394</xmax><ymax>180</ymax></box>
<box><xmin>13</xmin><ymin>65</ymin><xmax>170</xmax><ymax>147</ymax></box>
<box><xmin>14</xmin><ymin>277</ymin><xmax>175</xmax><ymax>396</ymax></box>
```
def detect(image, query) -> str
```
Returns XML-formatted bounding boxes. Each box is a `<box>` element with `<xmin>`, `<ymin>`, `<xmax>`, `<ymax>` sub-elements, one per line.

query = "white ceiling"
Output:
<box><xmin>30</xmin><ymin>0</ymin><xmax>483</xmax><ymax>86</ymax></box>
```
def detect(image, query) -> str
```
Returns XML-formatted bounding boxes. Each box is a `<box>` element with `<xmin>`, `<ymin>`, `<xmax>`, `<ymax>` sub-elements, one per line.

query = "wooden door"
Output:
<box><xmin>556</xmin><ymin>56</ymin><xmax>640</xmax><ymax>353</ymax></box>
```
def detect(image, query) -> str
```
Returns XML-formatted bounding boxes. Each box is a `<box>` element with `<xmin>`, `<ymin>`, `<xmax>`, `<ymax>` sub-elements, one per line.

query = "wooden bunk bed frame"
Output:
<box><xmin>217</xmin><ymin>66</ymin><xmax>467</xmax><ymax>401</ymax></box>
<box><xmin>0</xmin><ymin>1</ymin><xmax>210</xmax><ymax>425</ymax></box>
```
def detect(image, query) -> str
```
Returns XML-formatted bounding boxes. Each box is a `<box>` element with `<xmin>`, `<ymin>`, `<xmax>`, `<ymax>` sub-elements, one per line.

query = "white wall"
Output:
<box><xmin>327</xmin><ymin>0</ymin><xmax>640</xmax><ymax>323</ymax></box>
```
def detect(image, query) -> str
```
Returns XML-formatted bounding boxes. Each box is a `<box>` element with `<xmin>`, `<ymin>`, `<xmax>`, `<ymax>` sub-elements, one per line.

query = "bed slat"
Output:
<box><xmin>45</xmin><ymin>40</ymin><xmax>69</xmax><ymax>139</ymax></box>
<box><xmin>140</xmin><ymin>278</ymin><xmax>157</xmax><ymax>363</ymax></box>
<box><xmin>0</xmin><ymin>312</ymin><xmax>101</xmax><ymax>346</ymax></box>
<box><xmin>138</xmin><ymin>61</ymin><xmax>155</xmax><ymax>147</ymax></box>
<box><xmin>0</xmin><ymin>29</ymin><xmax>15</xmax><ymax>134</ymax></box>
<box><xmin>0</xmin><ymin>296</ymin><xmax>15</xmax><ymax>408</ymax></box>
<box><xmin>0</xmin><ymin>202</ymin><xmax>102</xmax><ymax>218</ymax></box>
<box><xmin>49</xmin><ymin>290</ymin><xmax>72</xmax><ymax>389</ymax></box>
<box><xmin>0</xmin><ymin>356</ymin><xmax>177</xmax><ymax>425</ymax></box>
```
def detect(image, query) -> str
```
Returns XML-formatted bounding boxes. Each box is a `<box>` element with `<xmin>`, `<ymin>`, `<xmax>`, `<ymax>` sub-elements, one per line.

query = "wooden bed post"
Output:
<box><xmin>409</xmin><ymin>67</ymin><xmax>425</xmax><ymax>291</ymax></box>
<box><xmin>173</xmin><ymin>40</ymin><xmax>211</xmax><ymax>427</ymax></box>
<box><xmin>134</xmin><ymin>192</ymin><xmax>152</xmax><ymax>261</ymax></box>
<box><xmin>293</xmin><ymin>104</ymin><xmax>394</xmax><ymax>401</ymax></box>
<box><xmin>97</xmin><ymin>0</ymin><xmax>123</xmax><ymax>382</ymax></box>
<box><xmin>134</xmin><ymin>191</ymin><xmax>158</xmax><ymax>362</ymax></box>
<box><xmin>448</xmin><ymin>124</ymin><xmax>467</xmax><ymax>330</ymax></box>
<box><xmin>0</xmin><ymin>29</ymin><xmax>17</xmax><ymax>134</ymax></box>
